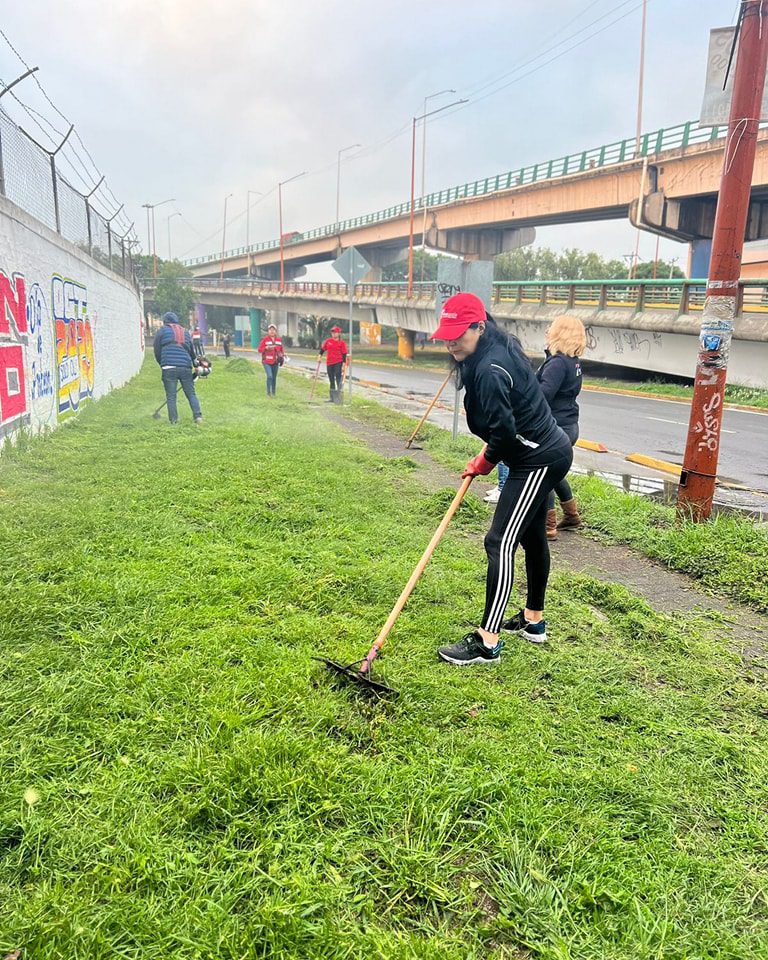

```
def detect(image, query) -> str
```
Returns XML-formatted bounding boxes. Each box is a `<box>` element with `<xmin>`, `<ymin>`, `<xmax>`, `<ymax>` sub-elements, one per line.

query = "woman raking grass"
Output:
<box><xmin>432</xmin><ymin>293</ymin><xmax>573</xmax><ymax>665</ymax></box>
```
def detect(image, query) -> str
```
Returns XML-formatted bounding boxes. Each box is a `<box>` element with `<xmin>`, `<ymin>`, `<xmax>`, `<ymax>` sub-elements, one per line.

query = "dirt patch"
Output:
<box><xmin>325</xmin><ymin>408</ymin><xmax>768</xmax><ymax>669</ymax></box>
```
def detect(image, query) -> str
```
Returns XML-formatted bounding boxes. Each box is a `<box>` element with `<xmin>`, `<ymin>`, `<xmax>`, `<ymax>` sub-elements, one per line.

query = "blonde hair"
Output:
<box><xmin>547</xmin><ymin>314</ymin><xmax>586</xmax><ymax>357</ymax></box>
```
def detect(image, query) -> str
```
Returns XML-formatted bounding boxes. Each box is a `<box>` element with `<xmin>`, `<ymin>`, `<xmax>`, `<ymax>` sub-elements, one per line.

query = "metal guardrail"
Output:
<box><xmin>183</xmin><ymin>119</ymin><xmax>746</xmax><ymax>268</ymax></box>
<box><xmin>142</xmin><ymin>277</ymin><xmax>768</xmax><ymax>316</ymax></box>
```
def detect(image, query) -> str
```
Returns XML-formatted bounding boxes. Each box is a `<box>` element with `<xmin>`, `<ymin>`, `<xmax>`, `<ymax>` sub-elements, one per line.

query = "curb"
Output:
<box><xmin>582</xmin><ymin>383</ymin><xmax>767</xmax><ymax>415</ymax></box>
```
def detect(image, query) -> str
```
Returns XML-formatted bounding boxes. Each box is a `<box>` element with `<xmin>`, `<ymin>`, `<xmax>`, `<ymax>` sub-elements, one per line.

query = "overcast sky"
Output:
<box><xmin>1</xmin><ymin>0</ymin><xmax>742</xmax><ymax>275</ymax></box>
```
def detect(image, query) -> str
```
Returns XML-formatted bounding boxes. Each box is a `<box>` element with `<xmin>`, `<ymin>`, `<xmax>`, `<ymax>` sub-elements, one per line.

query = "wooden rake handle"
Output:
<box><xmin>308</xmin><ymin>358</ymin><xmax>322</xmax><ymax>400</ymax></box>
<box><xmin>405</xmin><ymin>368</ymin><xmax>453</xmax><ymax>449</ymax></box>
<box><xmin>359</xmin><ymin>464</ymin><xmax>481</xmax><ymax>674</ymax></box>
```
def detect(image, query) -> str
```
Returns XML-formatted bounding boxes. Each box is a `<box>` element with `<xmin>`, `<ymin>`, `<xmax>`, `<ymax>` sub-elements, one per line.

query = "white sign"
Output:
<box><xmin>700</xmin><ymin>26</ymin><xmax>768</xmax><ymax>126</ymax></box>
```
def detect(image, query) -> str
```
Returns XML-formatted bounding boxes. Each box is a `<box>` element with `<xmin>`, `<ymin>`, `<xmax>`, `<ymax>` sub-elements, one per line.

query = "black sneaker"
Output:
<box><xmin>437</xmin><ymin>631</ymin><xmax>504</xmax><ymax>666</ymax></box>
<box><xmin>502</xmin><ymin>609</ymin><xmax>548</xmax><ymax>645</ymax></box>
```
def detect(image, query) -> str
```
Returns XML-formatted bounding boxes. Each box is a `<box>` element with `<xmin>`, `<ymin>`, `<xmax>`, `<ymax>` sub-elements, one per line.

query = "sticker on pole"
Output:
<box><xmin>333</xmin><ymin>247</ymin><xmax>371</xmax><ymax>287</ymax></box>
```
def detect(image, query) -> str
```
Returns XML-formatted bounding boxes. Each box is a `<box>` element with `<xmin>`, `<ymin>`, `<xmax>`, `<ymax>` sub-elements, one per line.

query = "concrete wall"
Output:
<box><xmin>0</xmin><ymin>195</ymin><xmax>144</xmax><ymax>443</ymax></box>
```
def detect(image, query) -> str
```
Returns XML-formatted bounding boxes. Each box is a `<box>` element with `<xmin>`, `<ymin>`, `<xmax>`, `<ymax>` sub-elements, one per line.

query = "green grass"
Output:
<box><xmin>341</xmin><ymin>398</ymin><xmax>768</xmax><ymax>612</ymax></box>
<box><xmin>583</xmin><ymin>377</ymin><xmax>768</xmax><ymax>410</ymax></box>
<box><xmin>1</xmin><ymin>360</ymin><xmax>768</xmax><ymax>958</ymax></box>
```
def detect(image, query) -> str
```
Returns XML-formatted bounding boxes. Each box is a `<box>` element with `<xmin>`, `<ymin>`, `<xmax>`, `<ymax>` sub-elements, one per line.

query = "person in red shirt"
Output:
<box><xmin>257</xmin><ymin>323</ymin><xmax>285</xmax><ymax>396</ymax></box>
<box><xmin>319</xmin><ymin>326</ymin><xmax>348</xmax><ymax>403</ymax></box>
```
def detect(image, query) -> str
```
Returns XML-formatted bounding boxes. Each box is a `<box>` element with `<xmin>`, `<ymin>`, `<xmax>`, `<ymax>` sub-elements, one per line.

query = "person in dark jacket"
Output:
<box><xmin>319</xmin><ymin>326</ymin><xmax>348</xmax><ymax>403</ymax></box>
<box><xmin>222</xmin><ymin>332</ymin><xmax>232</xmax><ymax>358</ymax></box>
<box><xmin>153</xmin><ymin>312</ymin><xmax>203</xmax><ymax>424</ymax></box>
<box><xmin>432</xmin><ymin>293</ymin><xmax>573</xmax><ymax>666</ymax></box>
<box><xmin>536</xmin><ymin>314</ymin><xmax>586</xmax><ymax>538</ymax></box>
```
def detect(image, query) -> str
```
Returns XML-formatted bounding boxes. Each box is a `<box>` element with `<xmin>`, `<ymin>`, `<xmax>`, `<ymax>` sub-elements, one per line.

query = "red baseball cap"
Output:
<box><xmin>430</xmin><ymin>292</ymin><xmax>486</xmax><ymax>340</ymax></box>
<box><xmin>331</xmin><ymin>325</ymin><xmax>342</xmax><ymax>333</ymax></box>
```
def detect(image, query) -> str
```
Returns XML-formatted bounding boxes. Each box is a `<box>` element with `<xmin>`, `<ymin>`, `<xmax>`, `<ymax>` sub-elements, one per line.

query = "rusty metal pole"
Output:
<box><xmin>677</xmin><ymin>0</ymin><xmax>768</xmax><ymax>521</ymax></box>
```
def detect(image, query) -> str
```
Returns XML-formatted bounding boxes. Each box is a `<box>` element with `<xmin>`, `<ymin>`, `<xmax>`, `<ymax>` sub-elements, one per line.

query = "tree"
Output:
<box><xmin>633</xmin><ymin>259</ymin><xmax>685</xmax><ymax>280</ymax></box>
<box><xmin>494</xmin><ymin>246</ymin><xmax>631</xmax><ymax>281</ymax></box>
<box><xmin>154</xmin><ymin>261</ymin><xmax>195</xmax><ymax>322</ymax></box>
<box><xmin>382</xmin><ymin>250</ymin><xmax>442</xmax><ymax>282</ymax></box>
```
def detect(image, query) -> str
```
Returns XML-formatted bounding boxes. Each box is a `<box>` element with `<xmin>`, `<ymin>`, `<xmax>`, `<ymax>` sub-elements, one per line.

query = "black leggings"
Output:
<box><xmin>548</xmin><ymin>423</ymin><xmax>578</xmax><ymax>508</ymax></box>
<box><xmin>327</xmin><ymin>362</ymin><xmax>343</xmax><ymax>390</ymax></box>
<box><xmin>481</xmin><ymin>451</ymin><xmax>572</xmax><ymax>631</ymax></box>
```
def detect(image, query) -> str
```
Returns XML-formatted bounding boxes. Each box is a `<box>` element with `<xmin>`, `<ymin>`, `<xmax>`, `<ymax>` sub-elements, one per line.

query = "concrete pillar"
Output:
<box><xmin>194</xmin><ymin>303</ymin><xmax>207</xmax><ymax>340</ymax></box>
<box><xmin>286</xmin><ymin>311</ymin><xmax>300</xmax><ymax>344</ymax></box>
<box><xmin>249</xmin><ymin>307</ymin><xmax>263</xmax><ymax>348</ymax></box>
<box><xmin>688</xmin><ymin>239</ymin><xmax>713</xmax><ymax>279</ymax></box>
<box><xmin>396</xmin><ymin>327</ymin><xmax>415</xmax><ymax>360</ymax></box>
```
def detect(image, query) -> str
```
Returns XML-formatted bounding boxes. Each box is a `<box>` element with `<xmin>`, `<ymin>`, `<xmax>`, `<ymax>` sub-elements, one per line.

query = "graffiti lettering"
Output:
<box><xmin>584</xmin><ymin>324</ymin><xmax>598</xmax><ymax>353</ymax></box>
<box><xmin>53</xmin><ymin>276</ymin><xmax>94</xmax><ymax>418</ymax></box>
<box><xmin>693</xmin><ymin>392</ymin><xmax>722</xmax><ymax>453</ymax></box>
<box><xmin>0</xmin><ymin>272</ymin><xmax>28</xmax><ymax>337</ymax></box>
<box><xmin>0</xmin><ymin>268</ymin><xmax>30</xmax><ymax>436</ymax></box>
<box><xmin>610</xmin><ymin>329</ymin><xmax>624</xmax><ymax>355</ymax></box>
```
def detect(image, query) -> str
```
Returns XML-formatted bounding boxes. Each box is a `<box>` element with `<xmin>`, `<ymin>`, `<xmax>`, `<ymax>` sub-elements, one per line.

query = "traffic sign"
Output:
<box><xmin>333</xmin><ymin>246</ymin><xmax>371</xmax><ymax>287</ymax></box>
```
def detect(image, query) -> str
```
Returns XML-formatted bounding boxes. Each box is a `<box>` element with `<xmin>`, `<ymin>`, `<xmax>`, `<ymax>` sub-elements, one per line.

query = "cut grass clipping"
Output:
<box><xmin>0</xmin><ymin>359</ymin><xmax>767</xmax><ymax>958</ymax></box>
<box><xmin>342</xmin><ymin>396</ymin><xmax>768</xmax><ymax>612</ymax></box>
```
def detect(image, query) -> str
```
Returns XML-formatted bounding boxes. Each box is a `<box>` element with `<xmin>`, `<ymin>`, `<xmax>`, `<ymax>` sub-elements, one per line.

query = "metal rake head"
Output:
<box><xmin>314</xmin><ymin>657</ymin><xmax>398</xmax><ymax>699</ymax></box>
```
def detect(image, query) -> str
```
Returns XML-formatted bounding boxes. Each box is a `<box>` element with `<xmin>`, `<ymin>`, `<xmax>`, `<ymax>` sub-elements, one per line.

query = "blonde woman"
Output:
<box><xmin>536</xmin><ymin>314</ymin><xmax>586</xmax><ymax>538</ymax></box>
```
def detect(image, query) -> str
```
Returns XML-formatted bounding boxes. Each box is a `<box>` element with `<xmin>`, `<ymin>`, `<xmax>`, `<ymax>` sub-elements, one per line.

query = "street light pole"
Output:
<box><xmin>336</xmin><ymin>143</ymin><xmax>361</xmax><ymax>225</ymax></box>
<box><xmin>677</xmin><ymin>0</ymin><xmax>768</xmax><ymax>521</ymax></box>
<box><xmin>420</xmin><ymin>89</ymin><xmax>455</xmax><ymax>279</ymax></box>
<box><xmin>277</xmin><ymin>171</ymin><xmax>306</xmax><ymax>292</ymax></box>
<box><xmin>166</xmin><ymin>211</ymin><xmax>181</xmax><ymax>261</ymax></box>
<box><xmin>142</xmin><ymin>198</ymin><xmax>175</xmax><ymax>278</ymax></box>
<box><xmin>634</xmin><ymin>0</ymin><xmax>648</xmax><ymax>158</ymax></box>
<box><xmin>408</xmin><ymin>98</ymin><xmax>467</xmax><ymax>297</ymax></box>
<box><xmin>220</xmin><ymin>193</ymin><xmax>233</xmax><ymax>281</ymax></box>
<box><xmin>246</xmin><ymin>189</ymin><xmax>263</xmax><ymax>277</ymax></box>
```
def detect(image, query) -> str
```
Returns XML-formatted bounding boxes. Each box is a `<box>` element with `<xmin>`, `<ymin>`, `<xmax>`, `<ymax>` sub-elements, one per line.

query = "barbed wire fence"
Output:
<box><xmin>0</xmin><ymin>37</ymin><xmax>140</xmax><ymax>287</ymax></box>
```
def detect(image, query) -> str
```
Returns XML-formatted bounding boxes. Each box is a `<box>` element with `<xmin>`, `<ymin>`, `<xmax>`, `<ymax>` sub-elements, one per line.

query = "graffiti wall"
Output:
<box><xmin>0</xmin><ymin>196</ymin><xmax>143</xmax><ymax>443</ymax></box>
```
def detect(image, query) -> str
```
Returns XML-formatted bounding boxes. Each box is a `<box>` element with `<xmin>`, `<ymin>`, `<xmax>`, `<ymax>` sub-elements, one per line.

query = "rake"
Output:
<box><xmin>405</xmin><ymin>369</ymin><xmax>453</xmax><ymax>450</ymax></box>
<box><xmin>308</xmin><ymin>358</ymin><xmax>322</xmax><ymax>402</ymax></box>
<box><xmin>317</xmin><ymin>469</ymin><xmax>477</xmax><ymax>697</ymax></box>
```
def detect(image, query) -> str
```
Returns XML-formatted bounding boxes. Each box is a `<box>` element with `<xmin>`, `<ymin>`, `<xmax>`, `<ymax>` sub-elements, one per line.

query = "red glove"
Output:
<box><xmin>462</xmin><ymin>451</ymin><xmax>496</xmax><ymax>478</ymax></box>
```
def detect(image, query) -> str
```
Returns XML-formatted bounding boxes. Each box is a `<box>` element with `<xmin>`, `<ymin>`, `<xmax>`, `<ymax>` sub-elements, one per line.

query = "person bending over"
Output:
<box><xmin>431</xmin><ymin>294</ymin><xmax>572</xmax><ymax>666</ymax></box>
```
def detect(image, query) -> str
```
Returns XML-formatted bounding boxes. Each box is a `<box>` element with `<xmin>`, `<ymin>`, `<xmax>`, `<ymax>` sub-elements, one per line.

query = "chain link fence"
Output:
<box><xmin>0</xmin><ymin>105</ymin><xmax>136</xmax><ymax>285</ymax></box>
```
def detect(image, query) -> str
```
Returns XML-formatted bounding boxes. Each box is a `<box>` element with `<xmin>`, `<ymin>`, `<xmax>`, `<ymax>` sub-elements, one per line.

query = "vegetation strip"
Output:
<box><xmin>1</xmin><ymin>359</ymin><xmax>767</xmax><ymax>959</ymax></box>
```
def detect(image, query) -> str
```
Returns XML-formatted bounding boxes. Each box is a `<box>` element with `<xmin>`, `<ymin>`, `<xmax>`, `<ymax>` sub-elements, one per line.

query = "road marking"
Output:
<box><xmin>644</xmin><ymin>415</ymin><xmax>735</xmax><ymax>434</ymax></box>
<box><xmin>645</xmin><ymin>416</ymin><xmax>687</xmax><ymax>426</ymax></box>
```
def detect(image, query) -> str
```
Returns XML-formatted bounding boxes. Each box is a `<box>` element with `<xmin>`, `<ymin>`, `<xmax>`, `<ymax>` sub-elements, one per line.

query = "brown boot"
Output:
<box><xmin>546</xmin><ymin>508</ymin><xmax>558</xmax><ymax>540</ymax></box>
<box><xmin>557</xmin><ymin>499</ymin><xmax>582</xmax><ymax>530</ymax></box>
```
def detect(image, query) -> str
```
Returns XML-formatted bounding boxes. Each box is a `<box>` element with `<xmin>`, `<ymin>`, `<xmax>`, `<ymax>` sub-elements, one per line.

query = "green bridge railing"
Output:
<box><xmin>155</xmin><ymin>277</ymin><xmax>768</xmax><ymax>316</ymax></box>
<box><xmin>183</xmin><ymin>119</ymin><xmax>742</xmax><ymax>268</ymax></box>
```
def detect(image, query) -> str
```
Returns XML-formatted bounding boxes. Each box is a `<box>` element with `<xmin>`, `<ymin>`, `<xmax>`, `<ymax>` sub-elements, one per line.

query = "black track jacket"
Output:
<box><xmin>460</xmin><ymin>334</ymin><xmax>567</xmax><ymax>467</ymax></box>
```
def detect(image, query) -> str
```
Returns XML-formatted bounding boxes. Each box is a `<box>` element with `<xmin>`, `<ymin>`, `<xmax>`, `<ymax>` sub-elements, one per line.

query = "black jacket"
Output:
<box><xmin>536</xmin><ymin>352</ymin><xmax>582</xmax><ymax>429</ymax></box>
<box><xmin>460</xmin><ymin>332</ymin><xmax>565</xmax><ymax>466</ymax></box>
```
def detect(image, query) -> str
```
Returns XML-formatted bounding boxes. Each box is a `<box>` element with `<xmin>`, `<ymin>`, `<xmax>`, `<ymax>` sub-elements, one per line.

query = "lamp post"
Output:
<box><xmin>141</xmin><ymin>198</ymin><xmax>175</xmax><ymax>278</ymax></box>
<box><xmin>336</xmin><ymin>143</ymin><xmax>361</xmax><ymax>225</ymax></box>
<box><xmin>220</xmin><ymin>193</ymin><xmax>233</xmax><ymax>281</ymax></box>
<box><xmin>408</xmin><ymin>98</ymin><xmax>466</xmax><ymax>297</ymax></box>
<box><xmin>246</xmin><ymin>190</ymin><xmax>263</xmax><ymax>278</ymax></box>
<box><xmin>278</xmin><ymin>171</ymin><xmax>306</xmax><ymax>292</ymax></box>
<box><xmin>419</xmin><ymin>89</ymin><xmax>455</xmax><ymax>279</ymax></box>
<box><xmin>166</xmin><ymin>211</ymin><xmax>181</xmax><ymax>261</ymax></box>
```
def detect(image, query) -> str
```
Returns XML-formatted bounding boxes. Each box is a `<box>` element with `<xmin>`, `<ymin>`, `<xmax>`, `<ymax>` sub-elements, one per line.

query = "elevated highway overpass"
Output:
<box><xmin>184</xmin><ymin>121</ymin><xmax>768</xmax><ymax>282</ymax></box>
<box><xmin>143</xmin><ymin>277</ymin><xmax>768</xmax><ymax>388</ymax></box>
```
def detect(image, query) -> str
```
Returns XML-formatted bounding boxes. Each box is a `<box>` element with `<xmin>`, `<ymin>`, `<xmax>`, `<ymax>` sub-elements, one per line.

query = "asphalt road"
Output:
<box><xmin>244</xmin><ymin>350</ymin><xmax>768</xmax><ymax>505</ymax></box>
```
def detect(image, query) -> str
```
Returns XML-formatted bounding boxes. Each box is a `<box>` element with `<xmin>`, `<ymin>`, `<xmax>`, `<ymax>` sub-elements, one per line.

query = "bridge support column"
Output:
<box><xmin>285</xmin><ymin>312</ymin><xmax>300</xmax><ymax>344</ymax></box>
<box><xmin>396</xmin><ymin>327</ymin><xmax>415</xmax><ymax>360</ymax></box>
<box><xmin>688</xmin><ymin>239</ymin><xmax>712</xmax><ymax>278</ymax></box>
<box><xmin>249</xmin><ymin>308</ymin><xmax>264</xmax><ymax>348</ymax></box>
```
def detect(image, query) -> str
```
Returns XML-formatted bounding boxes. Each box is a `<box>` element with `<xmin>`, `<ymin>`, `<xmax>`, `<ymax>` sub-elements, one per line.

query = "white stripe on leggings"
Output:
<box><xmin>484</xmin><ymin>466</ymin><xmax>548</xmax><ymax>632</ymax></box>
